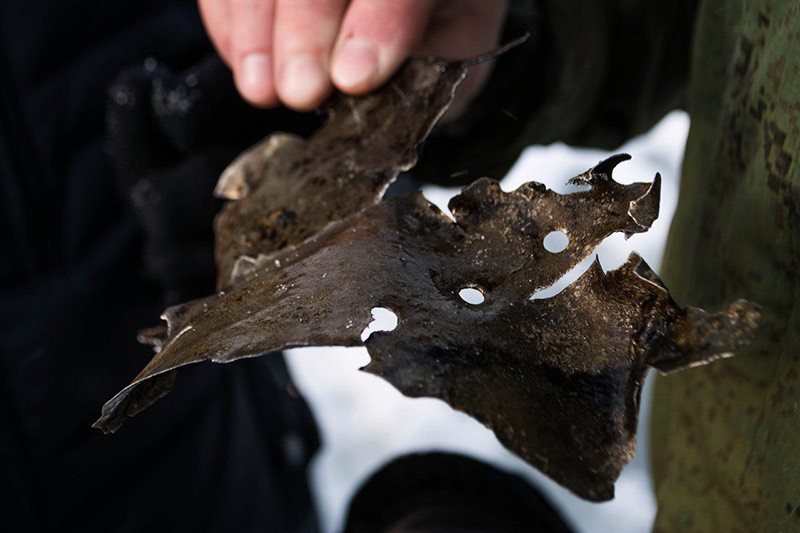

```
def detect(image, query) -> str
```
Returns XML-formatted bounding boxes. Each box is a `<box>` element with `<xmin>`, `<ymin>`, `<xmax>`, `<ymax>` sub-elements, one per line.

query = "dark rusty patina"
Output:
<box><xmin>94</xmin><ymin>52</ymin><xmax>760</xmax><ymax>502</ymax></box>
<box><xmin>213</xmin><ymin>57</ymin><xmax>467</xmax><ymax>288</ymax></box>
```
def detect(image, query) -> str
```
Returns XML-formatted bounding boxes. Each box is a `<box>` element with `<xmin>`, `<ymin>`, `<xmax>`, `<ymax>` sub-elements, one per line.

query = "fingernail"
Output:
<box><xmin>333</xmin><ymin>38</ymin><xmax>378</xmax><ymax>89</ymax></box>
<box><xmin>239</xmin><ymin>53</ymin><xmax>272</xmax><ymax>97</ymax></box>
<box><xmin>281</xmin><ymin>54</ymin><xmax>326</xmax><ymax>107</ymax></box>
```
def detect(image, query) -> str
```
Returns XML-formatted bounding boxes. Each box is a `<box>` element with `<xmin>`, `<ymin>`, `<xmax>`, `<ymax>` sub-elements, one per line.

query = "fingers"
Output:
<box><xmin>331</xmin><ymin>0</ymin><xmax>436</xmax><ymax>93</ymax></box>
<box><xmin>273</xmin><ymin>0</ymin><xmax>347</xmax><ymax>111</ymax></box>
<box><xmin>198</xmin><ymin>0</ymin><xmax>232</xmax><ymax>62</ymax></box>
<box><xmin>227</xmin><ymin>0</ymin><xmax>278</xmax><ymax>107</ymax></box>
<box><xmin>198</xmin><ymin>0</ymin><xmax>501</xmax><ymax>112</ymax></box>
<box><xmin>200</xmin><ymin>0</ymin><xmax>280</xmax><ymax>106</ymax></box>
<box><xmin>200</xmin><ymin>0</ymin><xmax>348</xmax><ymax>109</ymax></box>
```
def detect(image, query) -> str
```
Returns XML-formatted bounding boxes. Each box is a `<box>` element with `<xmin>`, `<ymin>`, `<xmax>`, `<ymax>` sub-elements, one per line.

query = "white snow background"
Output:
<box><xmin>286</xmin><ymin>110</ymin><xmax>690</xmax><ymax>533</ymax></box>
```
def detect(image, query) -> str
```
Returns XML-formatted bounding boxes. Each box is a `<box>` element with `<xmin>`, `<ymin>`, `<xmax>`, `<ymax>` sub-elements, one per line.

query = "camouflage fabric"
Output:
<box><xmin>421</xmin><ymin>0</ymin><xmax>798</xmax><ymax>529</ymax></box>
<box><xmin>651</xmin><ymin>1</ymin><xmax>800</xmax><ymax>530</ymax></box>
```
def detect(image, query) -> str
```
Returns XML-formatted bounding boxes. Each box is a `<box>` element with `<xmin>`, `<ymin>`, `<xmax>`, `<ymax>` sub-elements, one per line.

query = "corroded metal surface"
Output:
<box><xmin>95</xmin><ymin>154</ymin><xmax>759</xmax><ymax>500</ymax></box>
<box><xmin>212</xmin><ymin>56</ymin><xmax>469</xmax><ymax>288</ymax></box>
<box><xmin>95</xmin><ymin>52</ymin><xmax>759</xmax><ymax>501</ymax></box>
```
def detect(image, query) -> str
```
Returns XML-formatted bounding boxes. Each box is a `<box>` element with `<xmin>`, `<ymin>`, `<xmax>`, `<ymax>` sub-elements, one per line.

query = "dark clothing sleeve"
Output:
<box><xmin>415</xmin><ymin>0</ymin><xmax>698</xmax><ymax>185</ymax></box>
<box><xmin>0</xmin><ymin>2</ymin><xmax>319</xmax><ymax>531</ymax></box>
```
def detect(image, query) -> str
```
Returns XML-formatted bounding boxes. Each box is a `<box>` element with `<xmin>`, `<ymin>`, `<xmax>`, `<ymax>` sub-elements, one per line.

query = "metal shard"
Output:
<box><xmin>95</xmin><ymin>50</ymin><xmax>759</xmax><ymax>502</ymax></box>
<box><xmin>213</xmin><ymin>57</ymin><xmax>469</xmax><ymax>288</ymax></box>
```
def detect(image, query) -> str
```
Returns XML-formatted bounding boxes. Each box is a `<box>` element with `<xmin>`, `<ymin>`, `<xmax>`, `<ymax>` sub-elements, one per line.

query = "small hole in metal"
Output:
<box><xmin>459</xmin><ymin>287</ymin><xmax>485</xmax><ymax>305</ymax></box>
<box><xmin>543</xmin><ymin>231</ymin><xmax>569</xmax><ymax>253</ymax></box>
<box><xmin>360</xmin><ymin>307</ymin><xmax>398</xmax><ymax>341</ymax></box>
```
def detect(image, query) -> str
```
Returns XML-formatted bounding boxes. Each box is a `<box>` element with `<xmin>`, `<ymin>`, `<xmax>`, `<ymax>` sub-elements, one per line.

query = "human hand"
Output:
<box><xmin>198</xmin><ymin>0</ymin><xmax>508</xmax><ymax>113</ymax></box>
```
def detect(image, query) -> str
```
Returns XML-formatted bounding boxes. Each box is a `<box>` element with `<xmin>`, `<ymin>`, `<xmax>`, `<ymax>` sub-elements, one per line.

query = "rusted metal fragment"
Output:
<box><xmin>112</xmin><ymin>52</ymin><xmax>479</xmax><ymax>415</ymax></box>
<box><xmin>212</xmin><ymin>36</ymin><xmax>528</xmax><ymax>287</ymax></box>
<box><xmin>212</xmin><ymin>56</ymin><xmax>469</xmax><ymax>288</ymax></box>
<box><xmin>94</xmin><ymin>156</ymin><xmax>760</xmax><ymax>500</ymax></box>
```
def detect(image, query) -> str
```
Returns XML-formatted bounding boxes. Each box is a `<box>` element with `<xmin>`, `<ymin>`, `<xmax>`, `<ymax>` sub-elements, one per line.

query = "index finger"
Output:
<box><xmin>198</xmin><ymin>0</ymin><xmax>233</xmax><ymax>64</ymax></box>
<box><xmin>330</xmin><ymin>0</ymin><xmax>437</xmax><ymax>94</ymax></box>
<box><xmin>230</xmin><ymin>0</ymin><xmax>279</xmax><ymax>107</ymax></box>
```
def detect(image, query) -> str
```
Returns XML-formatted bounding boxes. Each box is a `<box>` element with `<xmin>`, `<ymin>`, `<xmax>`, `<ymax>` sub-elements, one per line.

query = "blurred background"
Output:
<box><xmin>286</xmin><ymin>110</ymin><xmax>690</xmax><ymax>533</ymax></box>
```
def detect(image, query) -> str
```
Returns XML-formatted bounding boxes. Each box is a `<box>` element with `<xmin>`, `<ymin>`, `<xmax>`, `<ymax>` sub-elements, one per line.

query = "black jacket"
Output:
<box><xmin>0</xmin><ymin>2</ymin><xmax>319</xmax><ymax>531</ymax></box>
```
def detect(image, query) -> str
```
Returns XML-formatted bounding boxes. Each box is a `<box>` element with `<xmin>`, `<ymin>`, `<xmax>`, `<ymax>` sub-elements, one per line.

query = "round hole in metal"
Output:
<box><xmin>459</xmin><ymin>287</ymin><xmax>485</xmax><ymax>305</ymax></box>
<box><xmin>543</xmin><ymin>230</ymin><xmax>569</xmax><ymax>253</ymax></box>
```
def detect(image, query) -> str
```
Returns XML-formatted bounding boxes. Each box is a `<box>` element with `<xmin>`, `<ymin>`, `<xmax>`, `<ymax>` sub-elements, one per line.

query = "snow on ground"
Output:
<box><xmin>286</xmin><ymin>111</ymin><xmax>690</xmax><ymax>533</ymax></box>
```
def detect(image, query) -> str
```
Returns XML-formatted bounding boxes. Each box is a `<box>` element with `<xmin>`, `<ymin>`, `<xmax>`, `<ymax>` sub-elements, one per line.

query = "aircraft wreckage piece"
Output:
<box><xmin>95</xmin><ymin>150</ymin><xmax>760</xmax><ymax>500</ymax></box>
<box><xmin>113</xmin><ymin>50</ymin><xmax>484</xmax><ymax>426</ymax></box>
<box><xmin>95</xmin><ymin>44</ymin><xmax>759</xmax><ymax>500</ymax></box>
<box><xmin>210</xmin><ymin>40</ymin><xmax>526</xmax><ymax>288</ymax></box>
<box><xmin>213</xmin><ymin>36</ymin><xmax>528</xmax><ymax>287</ymax></box>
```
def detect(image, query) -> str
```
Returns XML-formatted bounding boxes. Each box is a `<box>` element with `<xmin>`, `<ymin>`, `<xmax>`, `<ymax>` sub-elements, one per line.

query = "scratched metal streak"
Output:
<box><xmin>95</xmin><ymin>51</ymin><xmax>760</xmax><ymax>502</ymax></box>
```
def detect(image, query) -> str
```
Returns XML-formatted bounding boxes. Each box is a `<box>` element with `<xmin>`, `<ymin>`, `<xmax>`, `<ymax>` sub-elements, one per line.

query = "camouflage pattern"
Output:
<box><xmin>651</xmin><ymin>0</ymin><xmax>800</xmax><ymax>530</ymax></box>
<box><xmin>422</xmin><ymin>0</ymin><xmax>798</xmax><ymax>528</ymax></box>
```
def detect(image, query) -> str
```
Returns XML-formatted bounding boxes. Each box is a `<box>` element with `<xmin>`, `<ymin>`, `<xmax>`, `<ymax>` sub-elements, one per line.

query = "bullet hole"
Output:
<box><xmin>459</xmin><ymin>287</ymin><xmax>485</xmax><ymax>305</ymax></box>
<box><xmin>543</xmin><ymin>230</ymin><xmax>569</xmax><ymax>253</ymax></box>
